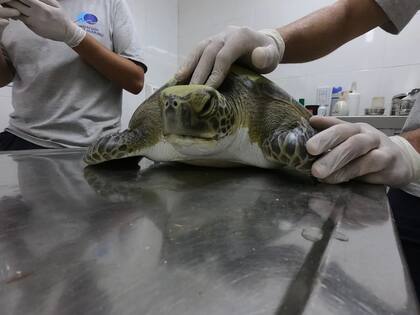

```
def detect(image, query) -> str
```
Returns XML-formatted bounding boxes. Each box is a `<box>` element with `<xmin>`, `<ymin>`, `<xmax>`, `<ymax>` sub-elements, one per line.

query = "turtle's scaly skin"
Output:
<box><xmin>84</xmin><ymin>66</ymin><xmax>316</xmax><ymax>174</ymax></box>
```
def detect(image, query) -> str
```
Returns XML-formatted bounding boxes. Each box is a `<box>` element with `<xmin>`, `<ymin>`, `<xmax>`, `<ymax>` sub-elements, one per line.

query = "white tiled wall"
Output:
<box><xmin>2</xmin><ymin>1</ymin><xmax>420</xmax><ymax>134</ymax></box>
<box><xmin>0</xmin><ymin>0</ymin><xmax>179</xmax><ymax>132</ymax></box>
<box><xmin>178</xmin><ymin>0</ymin><xmax>420</xmax><ymax>116</ymax></box>
<box><xmin>120</xmin><ymin>0</ymin><xmax>178</xmax><ymax>128</ymax></box>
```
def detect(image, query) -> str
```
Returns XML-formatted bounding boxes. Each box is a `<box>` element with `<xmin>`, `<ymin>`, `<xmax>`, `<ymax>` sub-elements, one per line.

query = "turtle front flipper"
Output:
<box><xmin>84</xmin><ymin>128</ymin><xmax>156</xmax><ymax>165</ymax></box>
<box><xmin>262</xmin><ymin>118</ymin><xmax>316</xmax><ymax>173</ymax></box>
<box><xmin>84</xmin><ymin>79</ymin><xmax>169</xmax><ymax>166</ymax></box>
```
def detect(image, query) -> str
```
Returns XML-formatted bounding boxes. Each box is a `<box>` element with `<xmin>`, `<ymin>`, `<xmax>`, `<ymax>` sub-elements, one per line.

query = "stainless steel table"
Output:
<box><xmin>0</xmin><ymin>149</ymin><xmax>418</xmax><ymax>315</ymax></box>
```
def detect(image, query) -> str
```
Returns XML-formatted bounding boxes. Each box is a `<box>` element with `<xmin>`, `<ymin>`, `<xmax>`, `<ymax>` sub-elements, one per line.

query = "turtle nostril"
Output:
<box><xmin>173</xmin><ymin>101</ymin><xmax>178</xmax><ymax>107</ymax></box>
<box><xmin>165</xmin><ymin>101</ymin><xmax>170</xmax><ymax>108</ymax></box>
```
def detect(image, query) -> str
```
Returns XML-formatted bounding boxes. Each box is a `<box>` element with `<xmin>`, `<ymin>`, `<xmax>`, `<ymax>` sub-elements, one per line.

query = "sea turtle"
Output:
<box><xmin>84</xmin><ymin>65</ymin><xmax>316</xmax><ymax>174</ymax></box>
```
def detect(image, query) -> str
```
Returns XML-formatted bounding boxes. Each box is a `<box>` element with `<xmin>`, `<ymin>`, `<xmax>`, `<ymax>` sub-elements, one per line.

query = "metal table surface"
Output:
<box><xmin>0</xmin><ymin>149</ymin><xmax>418</xmax><ymax>315</ymax></box>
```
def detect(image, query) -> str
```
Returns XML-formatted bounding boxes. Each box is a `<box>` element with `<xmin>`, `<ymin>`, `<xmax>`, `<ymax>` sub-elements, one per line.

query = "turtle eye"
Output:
<box><xmin>201</xmin><ymin>99</ymin><xmax>213</xmax><ymax>116</ymax></box>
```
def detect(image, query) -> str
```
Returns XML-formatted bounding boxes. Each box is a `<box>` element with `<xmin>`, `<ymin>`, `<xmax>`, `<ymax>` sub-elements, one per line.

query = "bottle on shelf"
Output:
<box><xmin>331</xmin><ymin>91</ymin><xmax>349</xmax><ymax>116</ymax></box>
<box><xmin>347</xmin><ymin>82</ymin><xmax>361</xmax><ymax>116</ymax></box>
<box><xmin>330</xmin><ymin>86</ymin><xmax>343</xmax><ymax>115</ymax></box>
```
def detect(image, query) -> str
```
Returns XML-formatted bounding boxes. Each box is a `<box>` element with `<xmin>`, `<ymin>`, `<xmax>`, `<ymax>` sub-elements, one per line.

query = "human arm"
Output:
<box><xmin>0</xmin><ymin>47</ymin><xmax>13</xmax><ymax>87</ymax></box>
<box><xmin>305</xmin><ymin>117</ymin><xmax>420</xmax><ymax>186</ymax></box>
<box><xmin>177</xmin><ymin>0</ymin><xmax>389</xmax><ymax>88</ymax></box>
<box><xmin>7</xmin><ymin>0</ymin><xmax>144</xmax><ymax>94</ymax></box>
<box><xmin>0</xmin><ymin>0</ymin><xmax>19</xmax><ymax>87</ymax></box>
<box><xmin>401</xmin><ymin>129</ymin><xmax>420</xmax><ymax>152</ymax></box>
<box><xmin>278</xmin><ymin>0</ymin><xmax>388</xmax><ymax>62</ymax></box>
<box><xmin>282</xmin><ymin>0</ymin><xmax>420</xmax><ymax>185</ymax></box>
<box><xmin>175</xmin><ymin>0</ymin><xmax>420</xmax><ymax>186</ymax></box>
<box><xmin>72</xmin><ymin>34</ymin><xmax>144</xmax><ymax>95</ymax></box>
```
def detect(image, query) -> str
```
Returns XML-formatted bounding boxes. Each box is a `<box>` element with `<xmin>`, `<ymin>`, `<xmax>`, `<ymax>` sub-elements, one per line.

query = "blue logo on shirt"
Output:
<box><xmin>75</xmin><ymin>12</ymin><xmax>99</xmax><ymax>25</ymax></box>
<box><xmin>75</xmin><ymin>12</ymin><xmax>104</xmax><ymax>38</ymax></box>
<box><xmin>84</xmin><ymin>14</ymin><xmax>98</xmax><ymax>25</ymax></box>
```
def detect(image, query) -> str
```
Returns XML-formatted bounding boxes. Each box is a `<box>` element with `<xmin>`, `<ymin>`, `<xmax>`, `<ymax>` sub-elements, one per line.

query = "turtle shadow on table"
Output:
<box><xmin>81</xmin><ymin>161</ymin><xmax>397</xmax><ymax>314</ymax></box>
<box><xmin>0</xmin><ymin>151</ymin><xmax>394</xmax><ymax>314</ymax></box>
<box><xmin>84</xmin><ymin>160</ymin><xmax>390</xmax><ymax>237</ymax></box>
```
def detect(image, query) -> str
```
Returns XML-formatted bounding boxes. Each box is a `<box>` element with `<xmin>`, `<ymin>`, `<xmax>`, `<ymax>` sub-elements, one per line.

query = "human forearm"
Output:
<box><xmin>0</xmin><ymin>52</ymin><xmax>13</xmax><ymax>87</ymax></box>
<box><xmin>278</xmin><ymin>0</ymin><xmax>388</xmax><ymax>63</ymax></box>
<box><xmin>7</xmin><ymin>0</ymin><xmax>144</xmax><ymax>94</ymax></box>
<box><xmin>307</xmin><ymin>117</ymin><xmax>420</xmax><ymax>185</ymax></box>
<box><xmin>0</xmin><ymin>1</ymin><xmax>19</xmax><ymax>87</ymax></box>
<box><xmin>401</xmin><ymin>129</ymin><xmax>420</xmax><ymax>153</ymax></box>
<box><xmin>73</xmin><ymin>34</ymin><xmax>144</xmax><ymax>94</ymax></box>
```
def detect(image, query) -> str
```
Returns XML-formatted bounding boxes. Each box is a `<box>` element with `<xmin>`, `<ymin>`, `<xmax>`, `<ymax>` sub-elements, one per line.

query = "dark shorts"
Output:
<box><xmin>388</xmin><ymin>188</ymin><xmax>420</xmax><ymax>299</ymax></box>
<box><xmin>0</xmin><ymin>131</ymin><xmax>48</xmax><ymax>151</ymax></box>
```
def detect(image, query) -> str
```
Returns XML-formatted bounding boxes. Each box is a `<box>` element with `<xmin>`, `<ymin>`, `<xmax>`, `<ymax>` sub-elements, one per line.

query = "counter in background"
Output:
<box><xmin>337</xmin><ymin>116</ymin><xmax>408</xmax><ymax>136</ymax></box>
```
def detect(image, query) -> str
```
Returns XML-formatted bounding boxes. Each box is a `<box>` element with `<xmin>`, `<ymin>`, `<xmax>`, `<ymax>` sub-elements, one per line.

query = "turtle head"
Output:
<box><xmin>160</xmin><ymin>85</ymin><xmax>238</xmax><ymax>155</ymax></box>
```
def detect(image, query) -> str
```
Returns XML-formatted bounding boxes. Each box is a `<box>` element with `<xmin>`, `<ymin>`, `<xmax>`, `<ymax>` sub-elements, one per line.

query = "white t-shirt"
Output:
<box><xmin>401</xmin><ymin>94</ymin><xmax>420</xmax><ymax>197</ymax></box>
<box><xmin>375</xmin><ymin>0</ymin><xmax>420</xmax><ymax>196</ymax></box>
<box><xmin>1</xmin><ymin>0</ymin><xmax>146</xmax><ymax>148</ymax></box>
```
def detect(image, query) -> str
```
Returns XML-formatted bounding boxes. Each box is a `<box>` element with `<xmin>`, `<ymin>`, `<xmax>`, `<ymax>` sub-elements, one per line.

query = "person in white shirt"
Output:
<box><xmin>0</xmin><ymin>0</ymin><xmax>147</xmax><ymax>150</ymax></box>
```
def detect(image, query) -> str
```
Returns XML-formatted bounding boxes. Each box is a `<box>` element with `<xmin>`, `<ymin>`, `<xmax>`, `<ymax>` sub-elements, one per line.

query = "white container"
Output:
<box><xmin>371</xmin><ymin>96</ymin><xmax>385</xmax><ymax>109</ymax></box>
<box><xmin>332</xmin><ymin>100</ymin><xmax>349</xmax><ymax>116</ymax></box>
<box><xmin>331</xmin><ymin>92</ymin><xmax>349</xmax><ymax>116</ymax></box>
<box><xmin>330</xmin><ymin>86</ymin><xmax>343</xmax><ymax>115</ymax></box>
<box><xmin>318</xmin><ymin>105</ymin><xmax>329</xmax><ymax>116</ymax></box>
<box><xmin>347</xmin><ymin>82</ymin><xmax>360</xmax><ymax>116</ymax></box>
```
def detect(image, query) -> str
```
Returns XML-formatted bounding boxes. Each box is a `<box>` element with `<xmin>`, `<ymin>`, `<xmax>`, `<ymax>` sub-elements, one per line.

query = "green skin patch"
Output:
<box><xmin>84</xmin><ymin>65</ymin><xmax>316</xmax><ymax>174</ymax></box>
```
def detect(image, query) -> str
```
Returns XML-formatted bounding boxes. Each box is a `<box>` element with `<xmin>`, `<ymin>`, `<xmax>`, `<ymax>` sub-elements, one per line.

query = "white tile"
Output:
<box><xmin>178</xmin><ymin>0</ymin><xmax>258</xmax><ymax>60</ymax></box>
<box><xmin>0</xmin><ymin>86</ymin><xmax>12</xmax><ymax>98</ymax></box>
<box><xmin>382</xmin><ymin>14</ymin><xmax>420</xmax><ymax>67</ymax></box>
<box><xmin>122</xmin><ymin>91</ymin><xmax>145</xmax><ymax>129</ymax></box>
<box><xmin>254</xmin><ymin>0</ymin><xmax>335</xmax><ymax>30</ymax></box>
<box><xmin>179</xmin><ymin>0</ymin><xmax>255</xmax><ymax>29</ymax></box>
<box><xmin>381</xmin><ymin>64</ymin><xmax>420</xmax><ymax>115</ymax></box>
<box><xmin>267</xmin><ymin>74</ymin><xmax>312</xmax><ymax>103</ymax></box>
<box><xmin>123</xmin><ymin>0</ymin><xmax>178</xmax><ymax>128</ymax></box>
<box><xmin>350</xmin><ymin>69</ymin><xmax>387</xmax><ymax>115</ymax></box>
<box><xmin>143</xmin><ymin>0</ymin><xmax>178</xmax><ymax>56</ymax></box>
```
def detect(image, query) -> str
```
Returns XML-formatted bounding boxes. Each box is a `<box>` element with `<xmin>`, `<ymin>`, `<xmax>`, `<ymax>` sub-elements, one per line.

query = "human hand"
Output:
<box><xmin>0</xmin><ymin>0</ymin><xmax>20</xmax><ymax>34</ymax></box>
<box><xmin>306</xmin><ymin>116</ymin><xmax>420</xmax><ymax>187</ymax></box>
<box><xmin>6</xmin><ymin>0</ymin><xmax>86</xmax><ymax>47</ymax></box>
<box><xmin>176</xmin><ymin>26</ymin><xmax>285</xmax><ymax>88</ymax></box>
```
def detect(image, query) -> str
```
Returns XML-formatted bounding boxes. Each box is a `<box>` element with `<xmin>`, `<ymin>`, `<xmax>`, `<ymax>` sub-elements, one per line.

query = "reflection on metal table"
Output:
<box><xmin>0</xmin><ymin>149</ymin><xmax>418</xmax><ymax>315</ymax></box>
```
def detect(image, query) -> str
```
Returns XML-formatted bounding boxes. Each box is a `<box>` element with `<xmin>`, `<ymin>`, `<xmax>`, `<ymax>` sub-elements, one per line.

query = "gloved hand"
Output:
<box><xmin>306</xmin><ymin>116</ymin><xmax>420</xmax><ymax>187</ymax></box>
<box><xmin>176</xmin><ymin>26</ymin><xmax>285</xmax><ymax>88</ymax></box>
<box><xmin>6</xmin><ymin>0</ymin><xmax>86</xmax><ymax>47</ymax></box>
<box><xmin>0</xmin><ymin>0</ymin><xmax>20</xmax><ymax>34</ymax></box>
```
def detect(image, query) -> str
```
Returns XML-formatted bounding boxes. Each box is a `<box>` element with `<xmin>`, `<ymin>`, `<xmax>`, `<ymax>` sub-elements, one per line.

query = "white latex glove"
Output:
<box><xmin>0</xmin><ymin>0</ymin><xmax>20</xmax><ymax>34</ymax></box>
<box><xmin>306</xmin><ymin>116</ymin><xmax>420</xmax><ymax>187</ymax></box>
<box><xmin>176</xmin><ymin>26</ymin><xmax>285</xmax><ymax>88</ymax></box>
<box><xmin>6</xmin><ymin>0</ymin><xmax>86</xmax><ymax>47</ymax></box>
